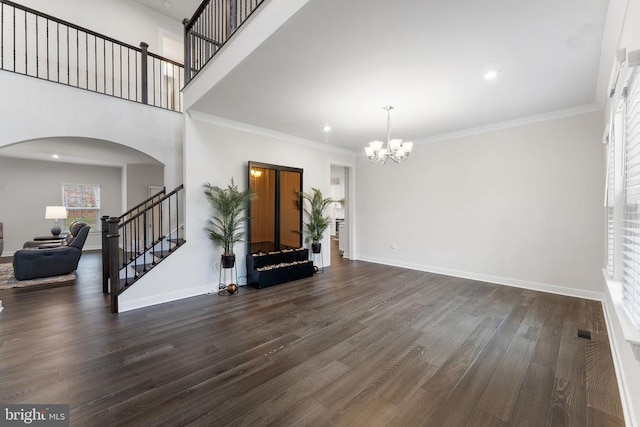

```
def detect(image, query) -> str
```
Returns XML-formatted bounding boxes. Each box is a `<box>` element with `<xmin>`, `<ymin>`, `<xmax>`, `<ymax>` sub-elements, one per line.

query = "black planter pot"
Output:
<box><xmin>221</xmin><ymin>254</ymin><xmax>236</xmax><ymax>268</ymax></box>
<box><xmin>311</xmin><ymin>242</ymin><xmax>322</xmax><ymax>254</ymax></box>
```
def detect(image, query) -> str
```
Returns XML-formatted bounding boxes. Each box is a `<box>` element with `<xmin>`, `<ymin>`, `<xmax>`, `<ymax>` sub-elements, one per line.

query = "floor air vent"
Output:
<box><xmin>577</xmin><ymin>329</ymin><xmax>592</xmax><ymax>340</ymax></box>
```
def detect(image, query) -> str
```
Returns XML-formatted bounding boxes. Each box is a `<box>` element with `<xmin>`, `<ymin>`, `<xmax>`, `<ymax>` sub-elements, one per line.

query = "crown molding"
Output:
<box><xmin>187</xmin><ymin>110</ymin><xmax>358</xmax><ymax>156</ymax></box>
<box><xmin>413</xmin><ymin>103</ymin><xmax>603</xmax><ymax>146</ymax></box>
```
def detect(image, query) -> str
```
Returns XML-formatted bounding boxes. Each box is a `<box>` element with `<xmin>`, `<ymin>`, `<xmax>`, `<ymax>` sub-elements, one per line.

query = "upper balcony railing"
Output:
<box><xmin>0</xmin><ymin>0</ymin><xmax>184</xmax><ymax>112</ymax></box>
<box><xmin>183</xmin><ymin>0</ymin><xmax>264</xmax><ymax>84</ymax></box>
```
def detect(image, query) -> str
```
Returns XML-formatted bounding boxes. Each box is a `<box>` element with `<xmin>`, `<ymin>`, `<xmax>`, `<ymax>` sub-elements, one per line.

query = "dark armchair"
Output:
<box><xmin>13</xmin><ymin>222</ymin><xmax>90</xmax><ymax>280</ymax></box>
<box><xmin>22</xmin><ymin>220</ymin><xmax>86</xmax><ymax>249</ymax></box>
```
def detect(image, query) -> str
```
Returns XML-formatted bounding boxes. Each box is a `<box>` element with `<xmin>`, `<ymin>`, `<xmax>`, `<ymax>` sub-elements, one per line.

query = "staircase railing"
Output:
<box><xmin>0</xmin><ymin>0</ymin><xmax>184</xmax><ymax>112</ymax></box>
<box><xmin>102</xmin><ymin>184</ymin><xmax>185</xmax><ymax>313</ymax></box>
<box><xmin>119</xmin><ymin>187</ymin><xmax>166</xmax><ymax>222</ymax></box>
<box><xmin>183</xmin><ymin>0</ymin><xmax>264</xmax><ymax>84</ymax></box>
<box><xmin>101</xmin><ymin>187</ymin><xmax>166</xmax><ymax>293</ymax></box>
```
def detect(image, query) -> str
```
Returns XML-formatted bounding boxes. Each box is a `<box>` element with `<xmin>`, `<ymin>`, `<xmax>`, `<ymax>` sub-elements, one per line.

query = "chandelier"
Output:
<box><xmin>364</xmin><ymin>106</ymin><xmax>413</xmax><ymax>164</ymax></box>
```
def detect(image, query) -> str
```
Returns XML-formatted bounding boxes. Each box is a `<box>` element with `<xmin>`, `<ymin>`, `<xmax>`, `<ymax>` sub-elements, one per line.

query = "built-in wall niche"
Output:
<box><xmin>248</xmin><ymin>161</ymin><xmax>303</xmax><ymax>254</ymax></box>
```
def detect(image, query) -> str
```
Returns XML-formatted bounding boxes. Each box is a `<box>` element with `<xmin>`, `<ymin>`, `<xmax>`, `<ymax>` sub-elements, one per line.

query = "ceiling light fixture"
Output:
<box><xmin>364</xmin><ymin>106</ymin><xmax>413</xmax><ymax>164</ymax></box>
<box><xmin>52</xmin><ymin>154</ymin><xmax>59</xmax><ymax>159</ymax></box>
<box><xmin>322</xmin><ymin>124</ymin><xmax>331</xmax><ymax>133</ymax></box>
<box><xmin>484</xmin><ymin>69</ymin><xmax>500</xmax><ymax>80</ymax></box>
<box><xmin>163</xmin><ymin>1</ymin><xmax>172</xmax><ymax>8</ymax></box>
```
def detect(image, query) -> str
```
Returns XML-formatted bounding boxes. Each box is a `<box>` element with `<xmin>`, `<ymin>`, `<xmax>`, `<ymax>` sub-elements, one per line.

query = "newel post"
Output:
<box><xmin>107</xmin><ymin>217</ymin><xmax>121</xmax><ymax>313</ymax></box>
<box><xmin>101</xmin><ymin>215</ymin><xmax>110</xmax><ymax>294</ymax></box>
<box><xmin>182</xmin><ymin>19</ymin><xmax>191</xmax><ymax>84</ymax></box>
<box><xmin>140</xmin><ymin>42</ymin><xmax>149</xmax><ymax>105</ymax></box>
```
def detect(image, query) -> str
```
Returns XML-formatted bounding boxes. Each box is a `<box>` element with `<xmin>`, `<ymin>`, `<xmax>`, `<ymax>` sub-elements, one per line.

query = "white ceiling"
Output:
<box><xmin>0</xmin><ymin>0</ymin><xmax>610</xmax><ymax>164</ymax></box>
<box><xmin>0</xmin><ymin>137</ymin><xmax>161</xmax><ymax>167</ymax></box>
<box><xmin>191</xmin><ymin>0</ymin><xmax>610</xmax><ymax>150</ymax></box>
<box><xmin>133</xmin><ymin>0</ymin><xmax>203</xmax><ymax>23</ymax></box>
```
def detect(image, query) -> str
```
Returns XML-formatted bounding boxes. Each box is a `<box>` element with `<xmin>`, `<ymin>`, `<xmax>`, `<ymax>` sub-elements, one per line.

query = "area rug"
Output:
<box><xmin>0</xmin><ymin>263</ymin><xmax>76</xmax><ymax>290</ymax></box>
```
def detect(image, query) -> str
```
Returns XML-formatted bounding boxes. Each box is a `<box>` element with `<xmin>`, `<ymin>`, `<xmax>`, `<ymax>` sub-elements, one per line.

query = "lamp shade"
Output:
<box><xmin>369</xmin><ymin>140</ymin><xmax>384</xmax><ymax>151</ymax></box>
<box><xmin>45</xmin><ymin>206</ymin><xmax>68</xmax><ymax>220</ymax></box>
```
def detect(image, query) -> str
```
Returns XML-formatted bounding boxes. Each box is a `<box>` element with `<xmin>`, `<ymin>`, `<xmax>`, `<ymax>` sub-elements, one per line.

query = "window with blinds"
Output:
<box><xmin>607</xmin><ymin>127</ymin><xmax>615</xmax><ymax>277</ymax></box>
<box><xmin>623</xmin><ymin>66</ymin><xmax>640</xmax><ymax>329</ymax></box>
<box><xmin>62</xmin><ymin>184</ymin><xmax>101</xmax><ymax>232</ymax></box>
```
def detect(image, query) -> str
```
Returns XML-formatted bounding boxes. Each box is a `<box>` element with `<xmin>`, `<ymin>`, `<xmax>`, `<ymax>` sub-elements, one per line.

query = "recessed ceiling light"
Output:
<box><xmin>52</xmin><ymin>154</ymin><xmax>59</xmax><ymax>159</ymax></box>
<box><xmin>322</xmin><ymin>124</ymin><xmax>331</xmax><ymax>133</ymax></box>
<box><xmin>163</xmin><ymin>1</ymin><xmax>172</xmax><ymax>8</ymax></box>
<box><xmin>484</xmin><ymin>69</ymin><xmax>501</xmax><ymax>80</ymax></box>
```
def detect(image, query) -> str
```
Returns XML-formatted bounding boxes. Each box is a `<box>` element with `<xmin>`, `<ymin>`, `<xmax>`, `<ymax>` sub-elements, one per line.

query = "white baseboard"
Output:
<box><xmin>356</xmin><ymin>255</ymin><xmax>604</xmax><ymax>301</ymax></box>
<box><xmin>118</xmin><ymin>285</ymin><xmax>210</xmax><ymax>313</ymax></box>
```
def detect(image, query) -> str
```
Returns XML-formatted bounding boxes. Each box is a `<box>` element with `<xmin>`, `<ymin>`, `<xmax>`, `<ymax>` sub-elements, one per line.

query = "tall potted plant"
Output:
<box><xmin>301</xmin><ymin>188</ymin><xmax>334</xmax><ymax>254</ymax></box>
<box><xmin>203</xmin><ymin>178</ymin><xmax>254</xmax><ymax>268</ymax></box>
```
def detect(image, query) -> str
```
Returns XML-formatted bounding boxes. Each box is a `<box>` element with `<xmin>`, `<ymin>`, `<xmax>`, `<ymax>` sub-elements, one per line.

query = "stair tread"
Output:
<box><xmin>132</xmin><ymin>263</ymin><xmax>155</xmax><ymax>273</ymax></box>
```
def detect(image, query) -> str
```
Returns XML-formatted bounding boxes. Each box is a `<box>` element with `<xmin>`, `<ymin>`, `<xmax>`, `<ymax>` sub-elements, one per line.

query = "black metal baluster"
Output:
<box><xmin>143</xmin><ymin>210</ymin><xmax>148</xmax><ymax>272</ymax></box>
<box><xmin>151</xmin><ymin>203</ymin><xmax>156</xmax><ymax>263</ymax></box>
<box><xmin>35</xmin><ymin>14</ymin><xmax>39</xmax><ymax>77</ymax></box>
<box><xmin>75</xmin><ymin>28</ymin><xmax>78</xmax><ymax>86</ymax></box>
<box><xmin>100</xmin><ymin>39</ymin><xmax>104</xmax><ymax>93</ymax></box>
<box><xmin>1</xmin><ymin>2</ymin><xmax>4</xmax><ymax>71</ymax></box>
<box><xmin>174</xmin><ymin>189</ymin><xmax>179</xmax><ymax>251</ymax></box>
<box><xmin>133</xmin><ymin>217</ymin><xmax>138</xmax><ymax>276</ymax></box>
<box><xmin>56</xmin><ymin>22</ymin><xmax>59</xmax><ymax>82</ymax></box>
<box><xmin>179</xmin><ymin>67</ymin><xmax>183</xmax><ymax>111</ymax></box>
<box><xmin>46</xmin><ymin>19</ymin><xmax>49</xmax><ymax>80</ymax></box>
<box><xmin>23</xmin><ymin>8</ymin><xmax>26</xmax><ymax>74</ymax></box>
<box><xmin>152</xmin><ymin>57</ymin><xmax>156</xmax><ymax>106</ymax></box>
<box><xmin>159</xmin><ymin>194</ymin><xmax>164</xmax><ymax>255</ymax></box>
<box><xmin>85</xmin><ymin>31</ymin><xmax>88</xmax><ymax>89</ymax></box>
<box><xmin>94</xmin><ymin>35</ymin><xmax>97</xmax><ymax>91</ymax></box>
<box><xmin>66</xmin><ymin>26</ymin><xmax>69</xmax><ymax>85</ymax></box>
<box><xmin>119</xmin><ymin>44</ymin><xmax>122</xmax><ymax>97</ymax></box>
<box><xmin>167</xmin><ymin>195</ymin><xmax>172</xmax><ymax>254</ymax></box>
<box><xmin>12</xmin><ymin>6</ymin><xmax>15</xmax><ymax>72</ymax></box>
<box><xmin>127</xmin><ymin>46</ymin><xmax>130</xmax><ymax>100</ymax></box>
<box><xmin>135</xmin><ymin>48</ymin><xmax>138</xmax><ymax>102</ymax></box>
<box><xmin>111</xmin><ymin>41</ymin><xmax>114</xmax><ymax>95</ymax></box>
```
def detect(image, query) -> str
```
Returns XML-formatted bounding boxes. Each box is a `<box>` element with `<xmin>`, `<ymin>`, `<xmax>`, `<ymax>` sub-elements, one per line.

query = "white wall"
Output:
<box><xmin>118</xmin><ymin>113</ymin><xmax>356</xmax><ymax>311</ymax></box>
<box><xmin>0</xmin><ymin>72</ymin><xmax>183</xmax><ymax>189</ymax></box>
<box><xmin>357</xmin><ymin>111</ymin><xmax>605</xmax><ymax>299</ymax></box>
<box><xmin>13</xmin><ymin>0</ymin><xmax>183</xmax><ymax>54</ymax></box>
<box><xmin>125</xmin><ymin>164</ymin><xmax>165</xmax><ymax>209</ymax></box>
<box><xmin>0</xmin><ymin>157</ymin><xmax>121</xmax><ymax>253</ymax></box>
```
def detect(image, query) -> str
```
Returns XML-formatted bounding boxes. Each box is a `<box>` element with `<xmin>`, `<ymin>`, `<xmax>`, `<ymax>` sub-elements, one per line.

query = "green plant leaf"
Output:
<box><xmin>300</xmin><ymin>188</ymin><xmax>335</xmax><ymax>243</ymax></box>
<box><xmin>203</xmin><ymin>178</ymin><xmax>255</xmax><ymax>255</ymax></box>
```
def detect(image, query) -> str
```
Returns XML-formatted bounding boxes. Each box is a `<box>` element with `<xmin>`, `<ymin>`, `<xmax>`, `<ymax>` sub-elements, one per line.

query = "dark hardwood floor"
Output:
<box><xmin>0</xmin><ymin>252</ymin><xmax>624</xmax><ymax>426</ymax></box>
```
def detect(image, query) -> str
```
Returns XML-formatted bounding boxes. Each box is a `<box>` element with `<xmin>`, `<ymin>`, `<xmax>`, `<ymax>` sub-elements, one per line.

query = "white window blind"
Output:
<box><xmin>607</xmin><ymin>125</ymin><xmax>615</xmax><ymax>277</ymax></box>
<box><xmin>623</xmin><ymin>65</ymin><xmax>640</xmax><ymax>329</ymax></box>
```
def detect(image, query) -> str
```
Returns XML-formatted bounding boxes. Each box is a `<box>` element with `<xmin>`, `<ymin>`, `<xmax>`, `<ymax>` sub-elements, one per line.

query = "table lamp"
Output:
<box><xmin>45</xmin><ymin>206</ymin><xmax>68</xmax><ymax>236</ymax></box>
